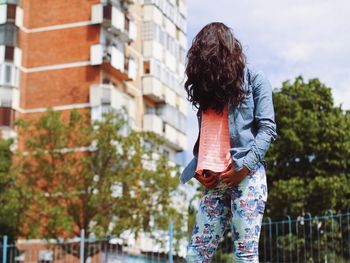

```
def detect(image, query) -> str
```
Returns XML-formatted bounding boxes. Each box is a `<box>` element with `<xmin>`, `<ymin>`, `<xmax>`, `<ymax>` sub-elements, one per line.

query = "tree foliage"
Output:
<box><xmin>11</xmin><ymin>108</ymin><xmax>184</xmax><ymax>240</ymax></box>
<box><xmin>0</xmin><ymin>137</ymin><xmax>22</xmax><ymax>241</ymax></box>
<box><xmin>266</xmin><ymin>76</ymin><xmax>350</xmax><ymax>218</ymax></box>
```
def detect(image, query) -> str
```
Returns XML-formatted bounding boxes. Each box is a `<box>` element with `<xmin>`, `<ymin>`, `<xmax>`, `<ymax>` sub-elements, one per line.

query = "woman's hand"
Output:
<box><xmin>194</xmin><ymin>171</ymin><xmax>220</xmax><ymax>189</ymax></box>
<box><xmin>220</xmin><ymin>164</ymin><xmax>251</xmax><ymax>187</ymax></box>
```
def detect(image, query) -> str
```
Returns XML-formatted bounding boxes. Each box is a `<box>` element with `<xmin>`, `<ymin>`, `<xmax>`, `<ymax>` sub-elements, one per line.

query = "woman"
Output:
<box><xmin>180</xmin><ymin>22</ymin><xmax>277</xmax><ymax>262</ymax></box>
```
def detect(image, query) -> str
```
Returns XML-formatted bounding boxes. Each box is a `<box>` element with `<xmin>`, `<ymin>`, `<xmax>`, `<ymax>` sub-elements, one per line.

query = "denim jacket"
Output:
<box><xmin>180</xmin><ymin>65</ymin><xmax>278</xmax><ymax>184</ymax></box>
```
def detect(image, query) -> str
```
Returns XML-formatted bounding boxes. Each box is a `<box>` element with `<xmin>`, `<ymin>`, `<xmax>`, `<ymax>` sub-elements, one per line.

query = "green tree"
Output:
<box><xmin>266</xmin><ymin>76</ymin><xmax>350</xmax><ymax>218</ymax></box>
<box><xmin>0</xmin><ymin>136</ymin><xmax>22</xmax><ymax>241</ymax></box>
<box><xmin>14</xmin><ymin>108</ymin><xmax>185</xmax><ymax>243</ymax></box>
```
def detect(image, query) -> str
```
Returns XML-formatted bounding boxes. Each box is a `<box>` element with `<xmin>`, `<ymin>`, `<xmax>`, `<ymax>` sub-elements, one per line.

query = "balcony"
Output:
<box><xmin>141</xmin><ymin>57</ymin><xmax>184</xmax><ymax>97</ymax></box>
<box><xmin>103</xmin><ymin>45</ymin><xmax>129</xmax><ymax>81</ymax></box>
<box><xmin>178</xmin><ymin>0</ymin><xmax>187</xmax><ymax>17</ymax></box>
<box><xmin>90</xmin><ymin>84</ymin><xmax>136</xmax><ymax>134</ymax></box>
<box><xmin>142</xmin><ymin>114</ymin><xmax>162</xmax><ymax>135</ymax></box>
<box><xmin>142</xmin><ymin>76</ymin><xmax>165</xmax><ymax>103</ymax></box>
<box><xmin>164</xmin><ymin>123</ymin><xmax>186</xmax><ymax>151</ymax></box>
<box><xmin>0</xmin><ymin>3</ymin><xmax>17</xmax><ymax>24</ymax></box>
<box><xmin>142</xmin><ymin>40</ymin><xmax>163</xmax><ymax>61</ymax></box>
<box><xmin>143</xmin><ymin>0</ymin><xmax>186</xmax><ymax>33</ymax></box>
<box><xmin>102</xmin><ymin>3</ymin><xmax>136</xmax><ymax>44</ymax></box>
<box><xmin>0</xmin><ymin>0</ymin><xmax>19</xmax><ymax>4</ymax></box>
<box><xmin>125</xmin><ymin>56</ymin><xmax>137</xmax><ymax>80</ymax></box>
<box><xmin>164</xmin><ymin>50</ymin><xmax>176</xmax><ymax>72</ymax></box>
<box><xmin>142</xmin><ymin>113</ymin><xmax>186</xmax><ymax>152</ymax></box>
<box><xmin>90</xmin><ymin>42</ymin><xmax>137</xmax><ymax>81</ymax></box>
<box><xmin>92</xmin><ymin>104</ymin><xmax>135</xmax><ymax>136</ymax></box>
<box><xmin>156</xmin><ymin>104</ymin><xmax>186</xmax><ymax>133</ymax></box>
<box><xmin>0</xmin><ymin>85</ymin><xmax>19</xmax><ymax>109</ymax></box>
<box><xmin>110</xmin><ymin>0</ymin><xmax>135</xmax><ymax>10</ymax></box>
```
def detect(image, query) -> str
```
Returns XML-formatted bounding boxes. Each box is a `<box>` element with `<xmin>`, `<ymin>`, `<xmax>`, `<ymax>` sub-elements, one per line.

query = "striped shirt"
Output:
<box><xmin>196</xmin><ymin>104</ymin><xmax>232</xmax><ymax>176</ymax></box>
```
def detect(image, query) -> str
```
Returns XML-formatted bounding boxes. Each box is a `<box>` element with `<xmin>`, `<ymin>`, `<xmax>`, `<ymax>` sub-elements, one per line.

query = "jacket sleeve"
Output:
<box><xmin>241</xmin><ymin>70</ymin><xmax>278</xmax><ymax>172</ymax></box>
<box><xmin>192</xmin><ymin>108</ymin><xmax>201</xmax><ymax>157</ymax></box>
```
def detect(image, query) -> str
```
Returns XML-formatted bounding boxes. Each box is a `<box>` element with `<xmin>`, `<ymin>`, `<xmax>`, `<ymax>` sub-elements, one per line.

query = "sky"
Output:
<box><xmin>182</xmin><ymin>0</ymin><xmax>350</xmax><ymax>163</ymax></box>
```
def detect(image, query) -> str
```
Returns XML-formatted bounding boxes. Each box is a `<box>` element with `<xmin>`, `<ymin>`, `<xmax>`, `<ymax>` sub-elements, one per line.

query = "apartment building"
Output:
<box><xmin>0</xmin><ymin>0</ymin><xmax>187</xmax><ymax>161</ymax></box>
<box><xmin>0</xmin><ymin>0</ymin><xmax>188</xmax><ymax>257</ymax></box>
<box><xmin>0</xmin><ymin>0</ymin><xmax>18</xmax><ymax>140</ymax></box>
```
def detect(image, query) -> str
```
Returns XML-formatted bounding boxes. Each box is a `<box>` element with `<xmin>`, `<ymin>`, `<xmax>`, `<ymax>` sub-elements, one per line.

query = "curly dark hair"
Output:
<box><xmin>184</xmin><ymin>22</ymin><xmax>247</xmax><ymax>115</ymax></box>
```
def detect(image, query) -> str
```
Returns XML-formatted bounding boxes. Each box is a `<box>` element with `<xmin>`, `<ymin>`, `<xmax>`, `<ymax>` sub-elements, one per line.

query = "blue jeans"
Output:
<box><xmin>186</xmin><ymin>163</ymin><xmax>267</xmax><ymax>262</ymax></box>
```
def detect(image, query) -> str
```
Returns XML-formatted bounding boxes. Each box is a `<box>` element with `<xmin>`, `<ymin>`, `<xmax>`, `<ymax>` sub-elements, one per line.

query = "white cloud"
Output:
<box><xmin>281</xmin><ymin>43</ymin><xmax>313</xmax><ymax>63</ymax></box>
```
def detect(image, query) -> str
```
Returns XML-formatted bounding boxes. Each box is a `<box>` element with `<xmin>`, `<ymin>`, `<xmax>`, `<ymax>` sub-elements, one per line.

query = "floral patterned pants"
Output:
<box><xmin>186</xmin><ymin>163</ymin><xmax>268</xmax><ymax>263</ymax></box>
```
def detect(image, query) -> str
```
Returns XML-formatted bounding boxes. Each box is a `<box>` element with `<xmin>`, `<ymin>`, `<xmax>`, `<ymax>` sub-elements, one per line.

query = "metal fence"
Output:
<box><xmin>259</xmin><ymin>210</ymin><xmax>350</xmax><ymax>263</ymax></box>
<box><xmin>0</xmin><ymin>223</ymin><xmax>186</xmax><ymax>263</ymax></box>
<box><xmin>2</xmin><ymin>211</ymin><xmax>350</xmax><ymax>262</ymax></box>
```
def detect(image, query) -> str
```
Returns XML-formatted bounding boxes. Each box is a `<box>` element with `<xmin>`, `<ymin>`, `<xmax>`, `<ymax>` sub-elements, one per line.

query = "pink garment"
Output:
<box><xmin>196</xmin><ymin>105</ymin><xmax>232</xmax><ymax>176</ymax></box>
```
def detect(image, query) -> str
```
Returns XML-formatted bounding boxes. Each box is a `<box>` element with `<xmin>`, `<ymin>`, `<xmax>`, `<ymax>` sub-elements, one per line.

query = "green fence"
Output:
<box><xmin>259</xmin><ymin>210</ymin><xmax>350</xmax><ymax>263</ymax></box>
<box><xmin>2</xmin><ymin>211</ymin><xmax>350</xmax><ymax>262</ymax></box>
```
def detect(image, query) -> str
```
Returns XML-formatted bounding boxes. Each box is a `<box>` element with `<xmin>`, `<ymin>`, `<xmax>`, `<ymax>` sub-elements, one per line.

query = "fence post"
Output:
<box><xmin>266</xmin><ymin>217</ymin><xmax>272</xmax><ymax>262</ymax></box>
<box><xmin>2</xmin><ymin>235</ymin><xmax>7</xmax><ymax>263</ymax></box>
<box><xmin>169</xmin><ymin>220</ymin><xmax>173</xmax><ymax>263</ymax></box>
<box><xmin>315</xmin><ymin>216</ymin><xmax>321</xmax><ymax>263</ymax></box>
<box><xmin>286</xmin><ymin>215</ymin><xmax>292</xmax><ymax>263</ymax></box>
<box><xmin>80</xmin><ymin>229</ymin><xmax>85</xmax><ymax>263</ymax></box>
<box><xmin>305</xmin><ymin>212</ymin><xmax>313</xmax><ymax>261</ymax></box>
<box><xmin>347</xmin><ymin>208</ymin><xmax>350</xmax><ymax>261</ymax></box>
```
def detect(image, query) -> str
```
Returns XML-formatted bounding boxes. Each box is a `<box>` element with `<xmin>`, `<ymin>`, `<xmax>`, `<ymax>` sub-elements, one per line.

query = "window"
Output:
<box><xmin>143</xmin><ymin>60</ymin><xmax>150</xmax><ymax>74</ymax></box>
<box><xmin>5</xmin><ymin>64</ymin><xmax>11</xmax><ymax>83</ymax></box>
<box><xmin>0</xmin><ymin>63</ymin><xmax>16</xmax><ymax>86</ymax></box>
<box><xmin>103</xmin><ymin>3</ymin><xmax>112</xmax><ymax>20</ymax></box>
<box><xmin>141</xmin><ymin>21</ymin><xmax>153</xmax><ymax>40</ymax></box>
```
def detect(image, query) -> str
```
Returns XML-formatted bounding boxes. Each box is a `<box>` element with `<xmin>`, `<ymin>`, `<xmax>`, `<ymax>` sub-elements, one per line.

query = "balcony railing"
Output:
<box><xmin>141</xmin><ymin>58</ymin><xmax>184</xmax><ymax>97</ymax></box>
<box><xmin>90</xmin><ymin>42</ymin><xmax>137</xmax><ymax>81</ymax></box>
<box><xmin>143</xmin><ymin>0</ymin><xmax>186</xmax><ymax>33</ymax></box>
<box><xmin>0</xmin><ymin>85</ymin><xmax>19</xmax><ymax>109</ymax></box>
<box><xmin>110</xmin><ymin>0</ymin><xmax>135</xmax><ymax>10</ymax></box>
<box><xmin>163</xmin><ymin>123</ymin><xmax>186</xmax><ymax>151</ymax></box>
<box><xmin>90</xmin><ymin>84</ymin><xmax>136</xmax><ymax>135</ymax></box>
<box><xmin>142</xmin><ymin>113</ymin><xmax>163</xmax><ymax>135</ymax></box>
<box><xmin>156</xmin><ymin>104</ymin><xmax>186</xmax><ymax>134</ymax></box>
<box><xmin>125</xmin><ymin>56</ymin><xmax>137</xmax><ymax>80</ymax></box>
<box><xmin>142</xmin><ymin>113</ymin><xmax>186</xmax><ymax>151</ymax></box>
<box><xmin>0</xmin><ymin>0</ymin><xmax>19</xmax><ymax>4</ymax></box>
<box><xmin>142</xmin><ymin>76</ymin><xmax>165</xmax><ymax>103</ymax></box>
<box><xmin>91</xmin><ymin>104</ymin><xmax>135</xmax><ymax>136</ymax></box>
<box><xmin>141</xmin><ymin>21</ymin><xmax>186</xmax><ymax>65</ymax></box>
<box><xmin>102</xmin><ymin>3</ymin><xmax>136</xmax><ymax>44</ymax></box>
